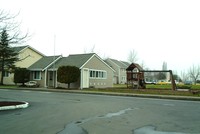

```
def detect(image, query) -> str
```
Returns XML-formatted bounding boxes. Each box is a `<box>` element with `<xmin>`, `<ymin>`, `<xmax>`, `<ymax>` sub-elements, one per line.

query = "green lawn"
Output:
<box><xmin>0</xmin><ymin>85</ymin><xmax>18</xmax><ymax>89</ymax></box>
<box><xmin>110</xmin><ymin>84</ymin><xmax>200</xmax><ymax>97</ymax></box>
<box><xmin>1</xmin><ymin>84</ymin><xmax>200</xmax><ymax>97</ymax></box>
<box><xmin>85</xmin><ymin>88</ymin><xmax>200</xmax><ymax>97</ymax></box>
<box><xmin>146</xmin><ymin>84</ymin><xmax>172</xmax><ymax>89</ymax></box>
<box><xmin>114</xmin><ymin>84</ymin><xmax>200</xmax><ymax>90</ymax></box>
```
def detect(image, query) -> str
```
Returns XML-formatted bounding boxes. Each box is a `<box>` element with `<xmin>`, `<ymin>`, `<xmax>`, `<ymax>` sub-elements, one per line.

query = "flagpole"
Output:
<box><xmin>53</xmin><ymin>34</ymin><xmax>56</xmax><ymax>88</ymax></box>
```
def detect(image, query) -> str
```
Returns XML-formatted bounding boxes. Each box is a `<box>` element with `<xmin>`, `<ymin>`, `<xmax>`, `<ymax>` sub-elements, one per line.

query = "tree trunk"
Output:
<box><xmin>0</xmin><ymin>58</ymin><xmax>5</xmax><ymax>85</ymax></box>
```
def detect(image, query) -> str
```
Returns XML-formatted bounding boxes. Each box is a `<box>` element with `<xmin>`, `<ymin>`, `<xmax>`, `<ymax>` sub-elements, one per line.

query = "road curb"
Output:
<box><xmin>0</xmin><ymin>101</ymin><xmax>29</xmax><ymax>111</ymax></box>
<box><xmin>67</xmin><ymin>90</ymin><xmax>200</xmax><ymax>101</ymax></box>
<box><xmin>34</xmin><ymin>88</ymin><xmax>200</xmax><ymax>101</ymax></box>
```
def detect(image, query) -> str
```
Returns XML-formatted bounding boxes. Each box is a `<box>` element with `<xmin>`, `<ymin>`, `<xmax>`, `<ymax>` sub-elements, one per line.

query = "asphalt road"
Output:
<box><xmin>0</xmin><ymin>89</ymin><xmax>200</xmax><ymax>134</ymax></box>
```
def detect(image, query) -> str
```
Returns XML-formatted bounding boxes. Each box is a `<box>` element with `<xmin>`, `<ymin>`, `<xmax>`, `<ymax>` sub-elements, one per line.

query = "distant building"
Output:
<box><xmin>105</xmin><ymin>58</ymin><xmax>130</xmax><ymax>84</ymax></box>
<box><xmin>162</xmin><ymin>61</ymin><xmax>167</xmax><ymax>70</ymax></box>
<box><xmin>162</xmin><ymin>61</ymin><xmax>170</xmax><ymax>81</ymax></box>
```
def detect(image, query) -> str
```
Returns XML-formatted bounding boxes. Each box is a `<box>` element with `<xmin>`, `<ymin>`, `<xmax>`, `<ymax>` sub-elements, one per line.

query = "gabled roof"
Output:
<box><xmin>12</xmin><ymin>46</ymin><xmax>27</xmax><ymax>52</ymax></box>
<box><xmin>12</xmin><ymin>45</ymin><xmax>45</xmax><ymax>56</ymax></box>
<box><xmin>49</xmin><ymin>53</ymin><xmax>95</xmax><ymax>69</ymax></box>
<box><xmin>29</xmin><ymin>53</ymin><xmax>115</xmax><ymax>72</ymax></box>
<box><xmin>28</xmin><ymin>55</ymin><xmax>62</xmax><ymax>71</ymax></box>
<box><xmin>121</xmin><ymin>61</ymin><xmax>130</xmax><ymax>66</ymax></box>
<box><xmin>106</xmin><ymin>58</ymin><xmax>129</xmax><ymax>69</ymax></box>
<box><xmin>126</xmin><ymin>63</ymin><xmax>143</xmax><ymax>71</ymax></box>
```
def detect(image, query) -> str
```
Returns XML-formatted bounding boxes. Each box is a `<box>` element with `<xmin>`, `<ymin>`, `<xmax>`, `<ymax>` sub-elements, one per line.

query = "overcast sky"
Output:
<box><xmin>1</xmin><ymin>0</ymin><xmax>200</xmax><ymax>73</ymax></box>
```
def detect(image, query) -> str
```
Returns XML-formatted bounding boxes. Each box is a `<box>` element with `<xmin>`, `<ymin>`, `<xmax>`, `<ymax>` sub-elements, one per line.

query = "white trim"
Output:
<box><xmin>82</xmin><ymin>68</ymin><xmax>89</xmax><ymax>88</ymax></box>
<box><xmin>44</xmin><ymin>70</ymin><xmax>47</xmax><ymax>87</ymax></box>
<box><xmin>55</xmin><ymin>70</ymin><xmax>58</xmax><ymax>88</ymax></box>
<box><xmin>89</xmin><ymin>69</ymin><xmax>107</xmax><ymax>79</ymax></box>
<box><xmin>80</xmin><ymin>69</ymin><xmax>83</xmax><ymax>89</ymax></box>
<box><xmin>80</xmin><ymin>53</ymin><xmax>115</xmax><ymax>72</ymax></box>
<box><xmin>107</xmin><ymin>58</ymin><xmax>120</xmax><ymax>68</ymax></box>
<box><xmin>33</xmin><ymin>71</ymin><xmax>41</xmax><ymax>80</ymax></box>
<box><xmin>79</xmin><ymin>53</ymin><xmax>95</xmax><ymax>69</ymax></box>
<box><xmin>19</xmin><ymin>45</ymin><xmax>46</xmax><ymax>57</ymax></box>
<box><xmin>42</xmin><ymin>55</ymin><xmax>62</xmax><ymax>71</ymax></box>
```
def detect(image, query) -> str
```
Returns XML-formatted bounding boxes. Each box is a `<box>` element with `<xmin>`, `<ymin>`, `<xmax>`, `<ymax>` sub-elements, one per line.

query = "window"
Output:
<box><xmin>122</xmin><ymin>76</ymin><xmax>126</xmax><ymax>81</ymax></box>
<box><xmin>90</xmin><ymin>70</ymin><xmax>96</xmax><ymax>78</ymax></box>
<box><xmin>3</xmin><ymin>71</ymin><xmax>10</xmax><ymax>77</ymax></box>
<box><xmin>33</xmin><ymin>71</ymin><xmax>41</xmax><ymax>80</ymax></box>
<box><xmin>89</xmin><ymin>70</ymin><xmax>106</xmax><ymax>79</ymax></box>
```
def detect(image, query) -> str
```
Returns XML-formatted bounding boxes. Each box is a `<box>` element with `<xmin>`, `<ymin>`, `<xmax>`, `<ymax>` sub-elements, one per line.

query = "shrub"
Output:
<box><xmin>177</xmin><ymin>85</ymin><xmax>191</xmax><ymax>89</ymax></box>
<box><xmin>14</xmin><ymin>68</ymin><xmax>30</xmax><ymax>85</ymax></box>
<box><xmin>57</xmin><ymin>66</ymin><xmax>80</xmax><ymax>89</ymax></box>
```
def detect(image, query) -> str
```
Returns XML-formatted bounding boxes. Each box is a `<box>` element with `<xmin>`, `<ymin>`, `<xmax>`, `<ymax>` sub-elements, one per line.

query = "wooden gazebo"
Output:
<box><xmin>126</xmin><ymin>63</ymin><xmax>146</xmax><ymax>89</ymax></box>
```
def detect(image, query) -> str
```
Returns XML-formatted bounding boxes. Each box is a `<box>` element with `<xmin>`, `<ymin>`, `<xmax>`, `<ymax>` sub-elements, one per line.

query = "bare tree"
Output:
<box><xmin>84</xmin><ymin>44</ymin><xmax>96</xmax><ymax>53</ymax></box>
<box><xmin>180</xmin><ymin>71</ymin><xmax>189</xmax><ymax>82</ymax></box>
<box><xmin>127</xmin><ymin>49</ymin><xmax>138</xmax><ymax>63</ymax></box>
<box><xmin>84</xmin><ymin>44</ymin><xmax>108</xmax><ymax>59</ymax></box>
<box><xmin>140</xmin><ymin>60</ymin><xmax>146</xmax><ymax>69</ymax></box>
<box><xmin>0</xmin><ymin>10</ymin><xmax>29</xmax><ymax>85</ymax></box>
<box><xmin>188</xmin><ymin>65</ymin><xmax>200</xmax><ymax>85</ymax></box>
<box><xmin>0</xmin><ymin>10</ymin><xmax>28</xmax><ymax>44</ymax></box>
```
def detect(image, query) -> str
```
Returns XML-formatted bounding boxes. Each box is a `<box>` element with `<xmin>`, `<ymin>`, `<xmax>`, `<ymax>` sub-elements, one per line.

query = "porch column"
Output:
<box><xmin>80</xmin><ymin>69</ymin><xmax>83</xmax><ymax>90</ymax></box>
<box><xmin>55</xmin><ymin>70</ymin><xmax>58</xmax><ymax>88</ymax></box>
<box><xmin>44</xmin><ymin>70</ymin><xmax>47</xmax><ymax>88</ymax></box>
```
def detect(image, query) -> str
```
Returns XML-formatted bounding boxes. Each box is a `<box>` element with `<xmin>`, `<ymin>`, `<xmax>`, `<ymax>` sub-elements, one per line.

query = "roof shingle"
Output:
<box><xmin>50</xmin><ymin>53</ymin><xmax>95</xmax><ymax>69</ymax></box>
<box><xmin>28</xmin><ymin>56</ymin><xmax>61</xmax><ymax>70</ymax></box>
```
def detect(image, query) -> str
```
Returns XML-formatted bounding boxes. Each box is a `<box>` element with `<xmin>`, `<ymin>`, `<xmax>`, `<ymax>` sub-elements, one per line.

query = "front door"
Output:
<box><xmin>82</xmin><ymin>68</ymin><xmax>89</xmax><ymax>88</ymax></box>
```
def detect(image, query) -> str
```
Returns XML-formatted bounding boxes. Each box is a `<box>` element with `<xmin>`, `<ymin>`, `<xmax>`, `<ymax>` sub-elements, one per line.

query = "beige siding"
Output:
<box><xmin>3</xmin><ymin>73</ymin><xmax>15</xmax><ymax>85</ymax></box>
<box><xmin>83</xmin><ymin>56</ymin><xmax>114</xmax><ymax>88</ymax></box>
<box><xmin>29</xmin><ymin>71</ymin><xmax>45</xmax><ymax>87</ymax></box>
<box><xmin>106</xmin><ymin>59</ymin><xmax>127</xmax><ymax>84</ymax></box>
<box><xmin>3</xmin><ymin>47</ymin><xmax>43</xmax><ymax>85</ymax></box>
<box><xmin>106</xmin><ymin>60</ymin><xmax>119</xmax><ymax>84</ymax></box>
<box><xmin>15</xmin><ymin>48</ymin><xmax>43</xmax><ymax>68</ymax></box>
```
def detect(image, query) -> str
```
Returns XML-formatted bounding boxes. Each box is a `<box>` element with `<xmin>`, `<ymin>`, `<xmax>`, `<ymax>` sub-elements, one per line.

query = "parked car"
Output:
<box><xmin>25</xmin><ymin>81</ymin><xmax>39</xmax><ymax>87</ymax></box>
<box><xmin>184</xmin><ymin>81</ymin><xmax>192</xmax><ymax>85</ymax></box>
<box><xmin>157</xmin><ymin>80</ymin><xmax>169</xmax><ymax>85</ymax></box>
<box><xmin>145</xmin><ymin>81</ymin><xmax>156</xmax><ymax>85</ymax></box>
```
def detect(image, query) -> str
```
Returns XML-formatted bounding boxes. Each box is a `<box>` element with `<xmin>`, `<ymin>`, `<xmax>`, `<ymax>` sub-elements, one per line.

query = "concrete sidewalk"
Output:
<box><xmin>2</xmin><ymin>87</ymin><xmax>200</xmax><ymax>101</ymax></box>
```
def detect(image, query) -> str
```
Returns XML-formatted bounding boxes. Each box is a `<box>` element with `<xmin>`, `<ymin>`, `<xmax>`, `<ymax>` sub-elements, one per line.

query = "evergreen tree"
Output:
<box><xmin>0</xmin><ymin>29</ymin><xmax>18</xmax><ymax>85</ymax></box>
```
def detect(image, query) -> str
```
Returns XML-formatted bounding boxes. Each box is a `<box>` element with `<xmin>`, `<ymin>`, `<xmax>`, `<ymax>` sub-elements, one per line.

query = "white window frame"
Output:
<box><xmin>89</xmin><ymin>69</ymin><xmax>107</xmax><ymax>79</ymax></box>
<box><xmin>3</xmin><ymin>71</ymin><xmax>10</xmax><ymax>77</ymax></box>
<box><xmin>33</xmin><ymin>71</ymin><xmax>41</xmax><ymax>80</ymax></box>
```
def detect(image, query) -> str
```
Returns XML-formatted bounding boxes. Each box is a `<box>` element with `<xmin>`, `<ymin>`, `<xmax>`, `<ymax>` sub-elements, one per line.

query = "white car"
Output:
<box><xmin>25</xmin><ymin>81</ymin><xmax>39</xmax><ymax>87</ymax></box>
